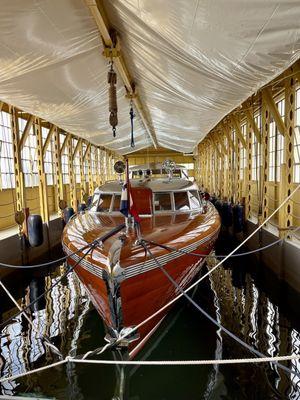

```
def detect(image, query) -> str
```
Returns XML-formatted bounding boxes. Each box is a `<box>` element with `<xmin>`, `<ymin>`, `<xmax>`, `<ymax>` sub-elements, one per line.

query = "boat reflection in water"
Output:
<box><xmin>1</xmin><ymin>247</ymin><xmax>300</xmax><ymax>398</ymax></box>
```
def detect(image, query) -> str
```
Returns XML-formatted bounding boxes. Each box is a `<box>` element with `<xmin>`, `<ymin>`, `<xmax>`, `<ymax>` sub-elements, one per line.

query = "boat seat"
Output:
<box><xmin>131</xmin><ymin>187</ymin><xmax>153</xmax><ymax>215</ymax></box>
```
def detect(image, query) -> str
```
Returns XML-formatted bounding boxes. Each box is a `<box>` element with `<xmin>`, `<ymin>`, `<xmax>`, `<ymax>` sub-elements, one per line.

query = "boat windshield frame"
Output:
<box><xmin>89</xmin><ymin>189</ymin><xmax>203</xmax><ymax>215</ymax></box>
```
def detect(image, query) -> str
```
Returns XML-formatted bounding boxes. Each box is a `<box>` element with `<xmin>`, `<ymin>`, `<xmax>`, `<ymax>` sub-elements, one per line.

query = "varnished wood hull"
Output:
<box><xmin>62</xmin><ymin>204</ymin><xmax>220</xmax><ymax>357</ymax></box>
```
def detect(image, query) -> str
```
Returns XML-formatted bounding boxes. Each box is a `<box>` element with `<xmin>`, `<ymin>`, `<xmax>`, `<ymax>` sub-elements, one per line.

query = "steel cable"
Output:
<box><xmin>141</xmin><ymin>242</ymin><xmax>300</xmax><ymax>381</ymax></box>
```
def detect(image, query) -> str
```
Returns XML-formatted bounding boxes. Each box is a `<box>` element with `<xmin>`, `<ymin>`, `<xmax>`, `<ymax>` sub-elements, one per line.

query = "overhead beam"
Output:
<box><xmin>84</xmin><ymin>0</ymin><xmax>158</xmax><ymax>148</ymax></box>
<box><xmin>242</xmin><ymin>102</ymin><xmax>261</xmax><ymax>144</ymax></box>
<box><xmin>208</xmin><ymin>135</ymin><xmax>222</xmax><ymax>158</ymax></box>
<box><xmin>83</xmin><ymin>142</ymin><xmax>91</xmax><ymax>160</ymax></box>
<box><xmin>42</xmin><ymin>124</ymin><xmax>56</xmax><ymax>155</ymax></box>
<box><xmin>231</xmin><ymin>114</ymin><xmax>247</xmax><ymax>148</ymax></box>
<box><xmin>19</xmin><ymin>115</ymin><xmax>34</xmax><ymax>149</ymax></box>
<box><xmin>60</xmin><ymin>133</ymin><xmax>71</xmax><ymax>156</ymax></box>
<box><xmin>262</xmin><ymin>87</ymin><xmax>285</xmax><ymax>136</ymax></box>
<box><xmin>72</xmin><ymin>138</ymin><xmax>82</xmax><ymax>161</ymax></box>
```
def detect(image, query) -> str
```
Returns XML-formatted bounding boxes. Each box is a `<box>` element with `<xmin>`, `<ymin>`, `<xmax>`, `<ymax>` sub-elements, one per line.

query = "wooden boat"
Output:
<box><xmin>62</xmin><ymin>162</ymin><xmax>221</xmax><ymax>358</ymax></box>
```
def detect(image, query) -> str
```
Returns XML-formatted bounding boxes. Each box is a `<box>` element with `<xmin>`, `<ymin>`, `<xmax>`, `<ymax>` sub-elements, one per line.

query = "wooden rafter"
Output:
<box><xmin>42</xmin><ymin>124</ymin><xmax>56</xmax><ymax>155</ymax></box>
<box><xmin>72</xmin><ymin>138</ymin><xmax>82</xmax><ymax>160</ymax></box>
<box><xmin>231</xmin><ymin>114</ymin><xmax>247</xmax><ymax>148</ymax></box>
<box><xmin>84</xmin><ymin>0</ymin><xmax>158</xmax><ymax>148</ymax></box>
<box><xmin>60</xmin><ymin>133</ymin><xmax>71</xmax><ymax>156</ymax></box>
<box><xmin>242</xmin><ymin>102</ymin><xmax>261</xmax><ymax>144</ymax></box>
<box><xmin>19</xmin><ymin>115</ymin><xmax>34</xmax><ymax>149</ymax></box>
<box><xmin>262</xmin><ymin>87</ymin><xmax>285</xmax><ymax>136</ymax></box>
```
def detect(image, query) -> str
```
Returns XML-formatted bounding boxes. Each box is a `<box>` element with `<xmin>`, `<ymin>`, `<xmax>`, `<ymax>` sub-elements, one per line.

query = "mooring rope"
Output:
<box><xmin>1</xmin><ymin>353</ymin><xmax>300</xmax><ymax>384</ymax></box>
<box><xmin>140</xmin><ymin>241</ymin><xmax>300</xmax><ymax>381</ymax></box>
<box><xmin>146</xmin><ymin>224</ymin><xmax>300</xmax><ymax>259</ymax></box>
<box><xmin>0</xmin><ymin>224</ymin><xmax>125</xmax><ymax>269</ymax></box>
<box><xmin>114</xmin><ymin>184</ymin><xmax>300</xmax><ymax>345</ymax></box>
<box><xmin>0</xmin><ymin>224</ymin><xmax>125</xmax><ymax>329</ymax></box>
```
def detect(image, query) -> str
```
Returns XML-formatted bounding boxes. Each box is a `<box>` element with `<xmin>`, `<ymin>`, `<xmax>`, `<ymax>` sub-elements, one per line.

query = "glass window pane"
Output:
<box><xmin>189</xmin><ymin>190</ymin><xmax>200</xmax><ymax>209</ymax></box>
<box><xmin>174</xmin><ymin>192</ymin><xmax>190</xmax><ymax>211</ymax></box>
<box><xmin>90</xmin><ymin>193</ymin><xmax>100</xmax><ymax>211</ymax></box>
<box><xmin>112</xmin><ymin>194</ymin><xmax>121</xmax><ymax>211</ymax></box>
<box><xmin>154</xmin><ymin>193</ymin><xmax>172</xmax><ymax>211</ymax></box>
<box><xmin>97</xmin><ymin>194</ymin><xmax>112</xmax><ymax>212</ymax></box>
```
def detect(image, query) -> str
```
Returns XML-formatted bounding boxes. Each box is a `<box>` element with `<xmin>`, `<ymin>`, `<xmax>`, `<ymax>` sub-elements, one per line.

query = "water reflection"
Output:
<box><xmin>0</xmin><ymin>245</ymin><xmax>300</xmax><ymax>398</ymax></box>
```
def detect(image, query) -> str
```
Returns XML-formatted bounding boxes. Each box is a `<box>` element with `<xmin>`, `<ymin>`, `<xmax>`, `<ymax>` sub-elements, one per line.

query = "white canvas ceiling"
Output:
<box><xmin>0</xmin><ymin>0</ymin><xmax>300</xmax><ymax>154</ymax></box>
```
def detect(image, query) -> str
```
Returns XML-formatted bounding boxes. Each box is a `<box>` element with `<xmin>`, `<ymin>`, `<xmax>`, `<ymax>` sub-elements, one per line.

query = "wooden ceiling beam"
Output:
<box><xmin>84</xmin><ymin>0</ymin><xmax>158</xmax><ymax>149</ymax></box>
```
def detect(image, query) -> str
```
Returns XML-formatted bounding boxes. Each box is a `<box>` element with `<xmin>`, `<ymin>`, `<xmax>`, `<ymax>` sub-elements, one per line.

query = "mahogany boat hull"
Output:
<box><xmin>62</xmin><ymin>204</ymin><xmax>220</xmax><ymax>357</ymax></box>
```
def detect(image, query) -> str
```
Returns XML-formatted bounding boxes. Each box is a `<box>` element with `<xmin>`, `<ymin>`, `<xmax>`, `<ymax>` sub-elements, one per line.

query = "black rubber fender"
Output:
<box><xmin>78</xmin><ymin>203</ymin><xmax>87</xmax><ymax>212</ymax></box>
<box><xmin>27</xmin><ymin>214</ymin><xmax>44</xmax><ymax>247</ymax></box>
<box><xmin>63</xmin><ymin>207</ymin><xmax>75</xmax><ymax>223</ymax></box>
<box><xmin>221</xmin><ymin>202</ymin><xmax>233</xmax><ymax>227</ymax></box>
<box><xmin>214</xmin><ymin>199</ymin><xmax>223</xmax><ymax>214</ymax></box>
<box><xmin>233</xmin><ymin>204</ymin><xmax>244</xmax><ymax>233</ymax></box>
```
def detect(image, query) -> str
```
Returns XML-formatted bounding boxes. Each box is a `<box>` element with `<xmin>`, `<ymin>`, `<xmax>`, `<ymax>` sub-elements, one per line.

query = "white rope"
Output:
<box><xmin>1</xmin><ymin>354</ymin><xmax>300</xmax><ymax>383</ymax></box>
<box><xmin>0</xmin><ymin>280</ymin><xmax>61</xmax><ymax>355</ymax></box>
<box><xmin>1</xmin><ymin>188</ymin><xmax>299</xmax><ymax>385</ymax></box>
<box><xmin>0</xmin><ymin>359</ymin><xmax>67</xmax><ymax>383</ymax></box>
<box><xmin>71</xmin><ymin>354</ymin><xmax>300</xmax><ymax>366</ymax></box>
<box><xmin>118</xmin><ymin>184</ymin><xmax>300</xmax><ymax>342</ymax></box>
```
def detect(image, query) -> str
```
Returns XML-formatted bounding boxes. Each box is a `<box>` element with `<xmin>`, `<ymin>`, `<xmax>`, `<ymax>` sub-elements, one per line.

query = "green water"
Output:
<box><xmin>1</xmin><ymin>236</ymin><xmax>300</xmax><ymax>399</ymax></box>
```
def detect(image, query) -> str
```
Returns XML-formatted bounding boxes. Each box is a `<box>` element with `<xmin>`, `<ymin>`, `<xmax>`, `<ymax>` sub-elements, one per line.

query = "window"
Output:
<box><xmin>294</xmin><ymin>89</ymin><xmax>300</xmax><ymax>182</ymax></box>
<box><xmin>97</xmin><ymin>194</ymin><xmax>112</xmax><ymax>212</ymax></box>
<box><xmin>61</xmin><ymin>143</ymin><xmax>69</xmax><ymax>184</ymax></box>
<box><xmin>268</xmin><ymin>100</ymin><xmax>284</xmax><ymax>182</ymax></box>
<box><xmin>42</xmin><ymin>127</ymin><xmax>54</xmax><ymax>185</ymax></box>
<box><xmin>72</xmin><ymin>139</ymin><xmax>81</xmax><ymax>184</ymax></box>
<box><xmin>240</xmin><ymin>123</ymin><xmax>247</xmax><ymax>179</ymax></box>
<box><xmin>90</xmin><ymin>193</ymin><xmax>100</xmax><ymax>211</ymax></box>
<box><xmin>252</xmin><ymin>114</ymin><xmax>261</xmax><ymax>180</ymax></box>
<box><xmin>189</xmin><ymin>190</ymin><xmax>200</xmax><ymax>209</ymax></box>
<box><xmin>174</xmin><ymin>192</ymin><xmax>190</xmax><ymax>211</ymax></box>
<box><xmin>20</xmin><ymin>118</ymin><xmax>38</xmax><ymax>187</ymax></box>
<box><xmin>112</xmin><ymin>194</ymin><xmax>121</xmax><ymax>211</ymax></box>
<box><xmin>83</xmin><ymin>142</ymin><xmax>89</xmax><ymax>183</ymax></box>
<box><xmin>0</xmin><ymin>111</ymin><xmax>14</xmax><ymax>189</ymax></box>
<box><xmin>154</xmin><ymin>193</ymin><xmax>172</xmax><ymax>211</ymax></box>
<box><xmin>91</xmin><ymin>146</ymin><xmax>97</xmax><ymax>180</ymax></box>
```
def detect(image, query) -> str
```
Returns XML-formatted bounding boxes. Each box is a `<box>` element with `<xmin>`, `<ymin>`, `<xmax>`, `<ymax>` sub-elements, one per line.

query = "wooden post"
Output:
<box><xmin>35</xmin><ymin>118</ymin><xmax>49</xmax><ymax>222</ymax></box>
<box><xmin>10</xmin><ymin>107</ymin><xmax>25</xmax><ymax>212</ymax></box>
<box><xmin>261</xmin><ymin>90</ymin><xmax>270</xmax><ymax>224</ymax></box>
<box><xmin>278</xmin><ymin>69</ymin><xmax>295</xmax><ymax>236</ymax></box>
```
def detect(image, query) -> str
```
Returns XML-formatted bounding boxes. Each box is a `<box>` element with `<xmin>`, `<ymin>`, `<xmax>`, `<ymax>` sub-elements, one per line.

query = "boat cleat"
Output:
<box><xmin>104</xmin><ymin>326</ymin><xmax>140</xmax><ymax>348</ymax></box>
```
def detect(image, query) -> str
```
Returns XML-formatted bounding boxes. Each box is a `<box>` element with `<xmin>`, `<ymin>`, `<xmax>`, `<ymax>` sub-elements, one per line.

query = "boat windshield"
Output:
<box><xmin>90</xmin><ymin>189</ymin><xmax>202</xmax><ymax>214</ymax></box>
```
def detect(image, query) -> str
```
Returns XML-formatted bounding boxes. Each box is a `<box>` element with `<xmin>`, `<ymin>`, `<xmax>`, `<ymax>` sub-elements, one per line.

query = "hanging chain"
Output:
<box><xmin>108</xmin><ymin>60</ymin><xmax>118</xmax><ymax>137</ymax></box>
<box><xmin>129</xmin><ymin>99</ymin><xmax>135</xmax><ymax>148</ymax></box>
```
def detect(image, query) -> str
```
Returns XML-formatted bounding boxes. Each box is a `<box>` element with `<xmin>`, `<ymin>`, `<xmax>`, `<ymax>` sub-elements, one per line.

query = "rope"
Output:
<box><xmin>146</xmin><ymin>235</ymin><xmax>286</xmax><ymax>259</ymax></box>
<box><xmin>0</xmin><ymin>223</ymin><xmax>125</xmax><ymax>329</ymax></box>
<box><xmin>141</xmin><ymin>241</ymin><xmax>300</xmax><ymax>380</ymax></box>
<box><xmin>0</xmin><ymin>242</ymin><xmax>90</xmax><ymax>269</ymax></box>
<box><xmin>1</xmin><ymin>352</ymin><xmax>300</xmax><ymax>384</ymax></box>
<box><xmin>115</xmin><ymin>184</ymin><xmax>300</xmax><ymax>345</ymax></box>
<box><xmin>0</xmin><ymin>223</ymin><xmax>124</xmax><ymax>269</ymax></box>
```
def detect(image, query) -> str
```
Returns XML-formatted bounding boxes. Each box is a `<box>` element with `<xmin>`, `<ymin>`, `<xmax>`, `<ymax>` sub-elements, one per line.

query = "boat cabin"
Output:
<box><xmin>89</xmin><ymin>179</ymin><xmax>203</xmax><ymax>216</ymax></box>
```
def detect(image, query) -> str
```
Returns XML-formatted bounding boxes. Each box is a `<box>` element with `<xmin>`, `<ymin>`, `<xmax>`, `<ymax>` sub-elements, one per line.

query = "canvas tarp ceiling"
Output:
<box><xmin>0</xmin><ymin>0</ymin><xmax>299</xmax><ymax>154</ymax></box>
